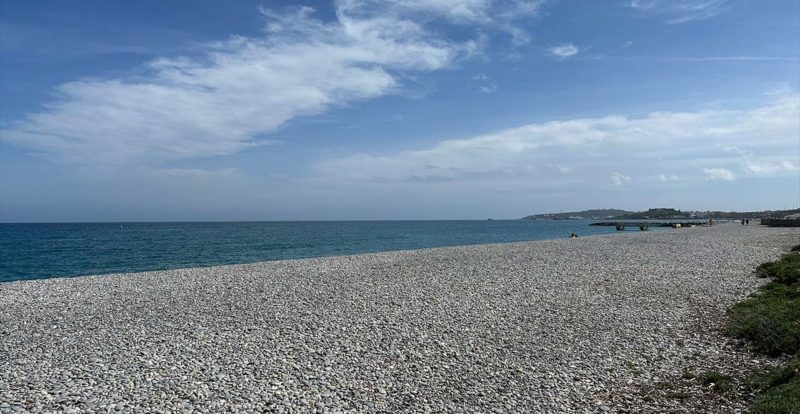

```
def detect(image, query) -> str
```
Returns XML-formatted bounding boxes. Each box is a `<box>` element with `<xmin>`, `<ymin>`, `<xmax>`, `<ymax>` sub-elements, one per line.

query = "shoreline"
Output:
<box><xmin>1</xmin><ymin>224</ymin><xmax>661</xmax><ymax>286</ymax></box>
<box><xmin>0</xmin><ymin>220</ymin><xmax>669</xmax><ymax>284</ymax></box>
<box><xmin>2</xmin><ymin>223</ymin><xmax>799</xmax><ymax>412</ymax></box>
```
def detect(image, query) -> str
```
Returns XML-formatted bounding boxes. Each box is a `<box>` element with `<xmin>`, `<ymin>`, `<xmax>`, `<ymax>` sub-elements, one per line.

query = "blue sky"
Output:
<box><xmin>1</xmin><ymin>0</ymin><xmax>798</xmax><ymax>221</ymax></box>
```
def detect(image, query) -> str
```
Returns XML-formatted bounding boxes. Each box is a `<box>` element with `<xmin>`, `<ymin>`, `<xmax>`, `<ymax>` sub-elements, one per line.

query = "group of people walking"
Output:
<box><xmin>741</xmin><ymin>218</ymin><xmax>750</xmax><ymax>225</ymax></box>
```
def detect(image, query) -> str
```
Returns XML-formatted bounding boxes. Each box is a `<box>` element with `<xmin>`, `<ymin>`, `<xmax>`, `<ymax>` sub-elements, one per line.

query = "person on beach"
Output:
<box><xmin>746</xmin><ymin>218</ymin><xmax>750</xmax><ymax>225</ymax></box>
<box><xmin>741</xmin><ymin>219</ymin><xmax>745</xmax><ymax>225</ymax></box>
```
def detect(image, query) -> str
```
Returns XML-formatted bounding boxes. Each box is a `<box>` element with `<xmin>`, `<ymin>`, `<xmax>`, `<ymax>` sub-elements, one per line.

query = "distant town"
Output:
<box><xmin>521</xmin><ymin>207</ymin><xmax>800</xmax><ymax>221</ymax></box>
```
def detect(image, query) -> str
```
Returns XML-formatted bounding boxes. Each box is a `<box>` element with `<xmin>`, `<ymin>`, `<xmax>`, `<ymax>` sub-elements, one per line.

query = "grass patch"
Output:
<box><xmin>755</xmin><ymin>252</ymin><xmax>800</xmax><ymax>284</ymax></box>
<box><xmin>750</xmin><ymin>376</ymin><xmax>800</xmax><ymax>414</ymax></box>
<box><xmin>725</xmin><ymin>247</ymin><xmax>800</xmax><ymax>413</ymax></box>
<box><xmin>749</xmin><ymin>358</ymin><xmax>800</xmax><ymax>393</ymax></box>
<box><xmin>727</xmin><ymin>251</ymin><xmax>800</xmax><ymax>356</ymax></box>
<box><xmin>700</xmin><ymin>370</ymin><xmax>733</xmax><ymax>393</ymax></box>
<box><xmin>725</xmin><ymin>282</ymin><xmax>800</xmax><ymax>356</ymax></box>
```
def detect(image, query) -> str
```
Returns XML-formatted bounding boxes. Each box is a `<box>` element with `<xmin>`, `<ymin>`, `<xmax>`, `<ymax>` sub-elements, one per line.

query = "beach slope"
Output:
<box><xmin>1</xmin><ymin>224</ymin><xmax>798</xmax><ymax>413</ymax></box>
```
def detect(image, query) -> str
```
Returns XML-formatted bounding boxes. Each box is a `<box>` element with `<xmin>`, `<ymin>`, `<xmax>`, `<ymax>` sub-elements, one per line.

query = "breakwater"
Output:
<box><xmin>760</xmin><ymin>218</ymin><xmax>800</xmax><ymax>227</ymax></box>
<box><xmin>589</xmin><ymin>221</ymin><xmax>707</xmax><ymax>228</ymax></box>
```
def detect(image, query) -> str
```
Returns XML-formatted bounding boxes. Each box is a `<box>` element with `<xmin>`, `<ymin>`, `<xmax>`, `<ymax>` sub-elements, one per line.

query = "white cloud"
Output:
<box><xmin>743</xmin><ymin>160</ymin><xmax>800</xmax><ymax>176</ymax></box>
<box><xmin>658</xmin><ymin>173</ymin><xmax>679</xmax><ymax>182</ymax></box>
<box><xmin>316</xmin><ymin>94</ymin><xmax>799</xmax><ymax>188</ymax></box>
<box><xmin>611</xmin><ymin>172</ymin><xmax>631</xmax><ymax>186</ymax></box>
<box><xmin>549</xmin><ymin>43</ymin><xmax>579</xmax><ymax>58</ymax></box>
<box><xmin>478</xmin><ymin>84</ymin><xmax>499</xmax><ymax>93</ymax></box>
<box><xmin>630</xmin><ymin>0</ymin><xmax>731</xmax><ymax>24</ymax></box>
<box><xmin>702</xmin><ymin>167</ymin><xmax>735</xmax><ymax>181</ymax></box>
<box><xmin>1</xmin><ymin>1</ymin><xmax>542</xmax><ymax>165</ymax></box>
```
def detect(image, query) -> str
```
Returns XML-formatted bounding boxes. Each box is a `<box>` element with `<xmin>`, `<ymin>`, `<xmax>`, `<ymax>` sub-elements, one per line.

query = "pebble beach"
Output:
<box><xmin>1</xmin><ymin>223</ymin><xmax>798</xmax><ymax>413</ymax></box>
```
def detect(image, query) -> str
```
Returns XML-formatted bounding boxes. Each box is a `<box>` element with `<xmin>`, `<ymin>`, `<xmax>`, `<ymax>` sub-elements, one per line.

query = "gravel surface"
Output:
<box><xmin>1</xmin><ymin>223</ymin><xmax>798</xmax><ymax>413</ymax></box>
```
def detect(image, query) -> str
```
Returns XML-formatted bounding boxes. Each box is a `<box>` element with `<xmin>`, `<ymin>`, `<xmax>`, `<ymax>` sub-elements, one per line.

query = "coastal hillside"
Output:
<box><xmin>520</xmin><ymin>209</ymin><xmax>632</xmax><ymax>220</ymax></box>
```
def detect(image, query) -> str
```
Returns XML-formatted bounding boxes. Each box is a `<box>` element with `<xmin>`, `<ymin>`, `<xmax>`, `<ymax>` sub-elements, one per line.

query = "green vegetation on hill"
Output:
<box><xmin>520</xmin><ymin>209</ymin><xmax>632</xmax><ymax>220</ymax></box>
<box><xmin>613</xmin><ymin>208</ymin><xmax>689</xmax><ymax>220</ymax></box>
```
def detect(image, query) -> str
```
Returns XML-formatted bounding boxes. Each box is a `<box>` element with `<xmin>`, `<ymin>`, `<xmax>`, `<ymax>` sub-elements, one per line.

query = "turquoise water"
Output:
<box><xmin>0</xmin><ymin>220</ymin><xmax>645</xmax><ymax>282</ymax></box>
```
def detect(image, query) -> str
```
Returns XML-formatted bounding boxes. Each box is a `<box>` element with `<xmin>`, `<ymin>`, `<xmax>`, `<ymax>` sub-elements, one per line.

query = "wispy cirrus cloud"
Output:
<box><xmin>630</xmin><ymin>0</ymin><xmax>731</xmax><ymax>24</ymax></box>
<box><xmin>472</xmin><ymin>73</ymin><xmax>498</xmax><ymax>93</ymax></box>
<box><xmin>1</xmin><ymin>1</ymin><xmax>543</xmax><ymax>165</ymax></box>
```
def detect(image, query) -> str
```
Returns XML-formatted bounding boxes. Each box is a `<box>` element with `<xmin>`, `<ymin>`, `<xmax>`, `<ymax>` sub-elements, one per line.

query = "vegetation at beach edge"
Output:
<box><xmin>725</xmin><ymin>244</ymin><xmax>800</xmax><ymax>414</ymax></box>
<box><xmin>747</xmin><ymin>359</ymin><xmax>800</xmax><ymax>414</ymax></box>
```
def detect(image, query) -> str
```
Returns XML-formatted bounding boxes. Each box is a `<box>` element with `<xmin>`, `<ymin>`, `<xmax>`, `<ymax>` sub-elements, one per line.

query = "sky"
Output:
<box><xmin>0</xmin><ymin>0</ymin><xmax>798</xmax><ymax>222</ymax></box>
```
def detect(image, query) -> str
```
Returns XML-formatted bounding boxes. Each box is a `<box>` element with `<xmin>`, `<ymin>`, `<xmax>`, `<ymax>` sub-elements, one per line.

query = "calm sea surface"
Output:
<box><xmin>0</xmin><ymin>220</ymin><xmax>653</xmax><ymax>282</ymax></box>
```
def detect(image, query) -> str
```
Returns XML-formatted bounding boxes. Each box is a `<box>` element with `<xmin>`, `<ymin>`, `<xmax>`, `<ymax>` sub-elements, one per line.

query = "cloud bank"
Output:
<box><xmin>315</xmin><ymin>94</ymin><xmax>800</xmax><ymax>189</ymax></box>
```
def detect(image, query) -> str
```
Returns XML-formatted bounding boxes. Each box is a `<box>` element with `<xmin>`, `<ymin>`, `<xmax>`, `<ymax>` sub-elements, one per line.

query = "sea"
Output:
<box><xmin>0</xmin><ymin>220</ymin><xmax>656</xmax><ymax>282</ymax></box>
